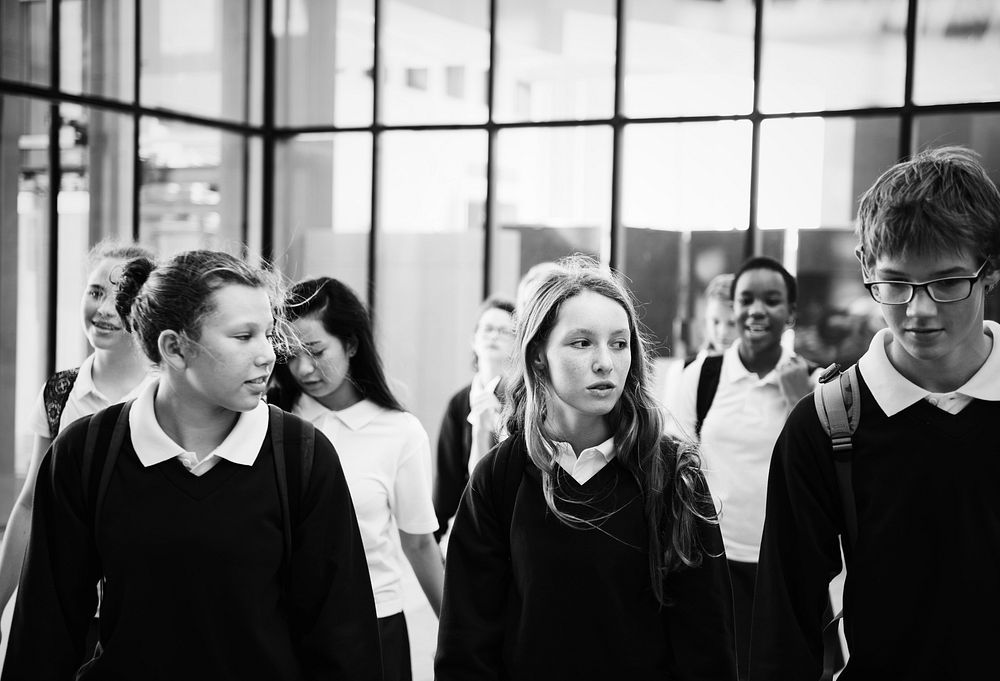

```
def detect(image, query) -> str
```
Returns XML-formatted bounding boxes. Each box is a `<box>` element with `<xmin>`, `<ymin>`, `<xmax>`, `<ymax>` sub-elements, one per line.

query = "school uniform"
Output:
<box><xmin>435</xmin><ymin>433</ymin><xmax>737</xmax><ymax>681</ymax></box>
<box><xmin>3</xmin><ymin>380</ymin><xmax>382</xmax><ymax>681</ymax></box>
<box><xmin>667</xmin><ymin>341</ymin><xmax>816</xmax><ymax>679</ymax></box>
<box><xmin>750</xmin><ymin>321</ymin><xmax>1000</xmax><ymax>680</ymax></box>
<box><xmin>293</xmin><ymin>394</ymin><xmax>439</xmax><ymax>681</ymax></box>
<box><xmin>30</xmin><ymin>353</ymin><xmax>156</xmax><ymax>438</ymax></box>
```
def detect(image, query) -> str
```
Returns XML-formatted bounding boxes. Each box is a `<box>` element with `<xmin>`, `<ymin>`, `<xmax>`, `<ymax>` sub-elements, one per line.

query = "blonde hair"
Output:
<box><xmin>502</xmin><ymin>255</ymin><xmax>714</xmax><ymax>605</ymax></box>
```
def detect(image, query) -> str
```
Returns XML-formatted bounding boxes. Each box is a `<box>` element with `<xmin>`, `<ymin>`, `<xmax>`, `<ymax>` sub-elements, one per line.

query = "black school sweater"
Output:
<box><xmin>2</xmin><ymin>407</ymin><xmax>382</xmax><ymax>681</ymax></box>
<box><xmin>750</xmin><ymin>370</ymin><xmax>1000</xmax><ymax>681</ymax></box>
<box><xmin>434</xmin><ymin>384</ymin><xmax>473</xmax><ymax>541</ymax></box>
<box><xmin>435</xmin><ymin>434</ymin><xmax>737</xmax><ymax>681</ymax></box>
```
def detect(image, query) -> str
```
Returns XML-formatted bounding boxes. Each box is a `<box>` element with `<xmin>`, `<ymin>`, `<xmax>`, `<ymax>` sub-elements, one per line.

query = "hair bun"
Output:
<box><xmin>115</xmin><ymin>256</ymin><xmax>156</xmax><ymax>332</ymax></box>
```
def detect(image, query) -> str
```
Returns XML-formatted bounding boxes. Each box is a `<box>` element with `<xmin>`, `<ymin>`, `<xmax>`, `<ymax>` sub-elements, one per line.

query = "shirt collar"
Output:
<box><xmin>470</xmin><ymin>373</ymin><xmax>502</xmax><ymax>401</ymax></box>
<box><xmin>552</xmin><ymin>436</ymin><xmax>616</xmax><ymax>462</ymax></box>
<box><xmin>129</xmin><ymin>379</ymin><xmax>269</xmax><ymax>467</ymax></box>
<box><xmin>73</xmin><ymin>354</ymin><xmax>99</xmax><ymax>398</ymax></box>
<box><xmin>858</xmin><ymin>320</ymin><xmax>1000</xmax><ymax>416</ymax></box>
<box><xmin>295</xmin><ymin>393</ymin><xmax>383</xmax><ymax>431</ymax></box>
<box><xmin>721</xmin><ymin>340</ymin><xmax>795</xmax><ymax>385</ymax></box>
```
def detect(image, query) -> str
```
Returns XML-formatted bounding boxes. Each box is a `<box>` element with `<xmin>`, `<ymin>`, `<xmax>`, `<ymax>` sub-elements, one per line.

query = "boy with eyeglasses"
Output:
<box><xmin>749</xmin><ymin>146</ymin><xmax>1000</xmax><ymax>681</ymax></box>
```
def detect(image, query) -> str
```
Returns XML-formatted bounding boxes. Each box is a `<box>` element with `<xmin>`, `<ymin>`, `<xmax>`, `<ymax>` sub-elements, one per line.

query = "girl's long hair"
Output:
<box><xmin>271</xmin><ymin>277</ymin><xmax>403</xmax><ymax>412</ymax></box>
<box><xmin>501</xmin><ymin>255</ymin><xmax>715</xmax><ymax>605</ymax></box>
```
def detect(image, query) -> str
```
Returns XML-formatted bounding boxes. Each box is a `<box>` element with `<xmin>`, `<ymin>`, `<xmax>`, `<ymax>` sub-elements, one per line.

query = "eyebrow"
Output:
<box><xmin>564</xmin><ymin>327</ymin><xmax>629</xmax><ymax>336</ymax></box>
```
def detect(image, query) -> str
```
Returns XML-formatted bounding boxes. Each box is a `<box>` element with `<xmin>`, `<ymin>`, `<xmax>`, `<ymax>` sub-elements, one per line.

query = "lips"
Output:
<box><xmin>91</xmin><ymin>320</ymin><xmax>121</xmax><ymax>332</ymax></box>
<box><xmin>587</xmin><ymin>381</ymin><xmax>615</xmax><ymax>391</ymax></box>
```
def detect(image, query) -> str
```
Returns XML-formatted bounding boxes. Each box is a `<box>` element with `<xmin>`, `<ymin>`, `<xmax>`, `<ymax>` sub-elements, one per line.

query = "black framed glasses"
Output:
<box><xmin>864</xmin><ymin>261</ymin><xmax>990</xmax><ymax>305</ymax></box>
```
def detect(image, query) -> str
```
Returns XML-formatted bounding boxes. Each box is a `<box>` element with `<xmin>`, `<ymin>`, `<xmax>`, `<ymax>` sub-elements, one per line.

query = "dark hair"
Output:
<box><xmin>731</xmin><ymin>256</ymin><xmax>797</xmax><ymax>304</ymax></box>
<box><xmin>475</xmin><ymin>295</ymin><xmax>515</xmax><ymax>329</ymax></box>
<box><xmin>272</xmin><ymin>277</ymin><xmax>404</xmax><ymax>412</ymax></box>
<box><xmin>856</xmin><ymin>146</ymin><xmax>1000</xmax><ymax>271</ymax></box>
<box><xmin>115</xmin><ymin>250</ymin><xmax>286</xmax><ymax>364</ymax></box>
<box><xmin>502</xmin><ymin>254</ymin><xmax>714</xmax><ymax>605</ymax></box>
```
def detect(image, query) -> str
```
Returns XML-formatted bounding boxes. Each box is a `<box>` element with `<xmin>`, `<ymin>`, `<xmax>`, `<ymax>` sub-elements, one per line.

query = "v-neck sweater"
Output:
<box><xmin>751</xmin><ymin>370</ymin><xmax>1000</xmax><ymax>681</ymax></box>
<box><xmin>2</xmin><ymin>409</ymin><xmax>382</xmax><ymax>681</ymax></box>
<box><xmin>436</xmin><ymin>434</ymin><xmax>737</xmax><ymax>681</ymax></box>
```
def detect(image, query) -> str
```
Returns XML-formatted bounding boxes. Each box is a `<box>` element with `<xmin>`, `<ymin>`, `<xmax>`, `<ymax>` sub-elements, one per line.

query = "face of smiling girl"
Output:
<box><xmin>81</xmin><ymin>257</ymin><xmax>132</xmax><ymax>353</ymax></box>
<box><xmin>541</xmin><ymin>289</ymin><xmax>632</xmax><ymax>436</ymax></box>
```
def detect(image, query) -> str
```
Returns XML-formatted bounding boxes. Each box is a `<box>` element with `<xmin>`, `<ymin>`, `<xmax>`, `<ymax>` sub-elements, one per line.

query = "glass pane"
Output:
<box><xmin>1</xmin><ymin>0</ymin><xmax>50</xmax><ymax>85</ymax></box>
<box><xmin>273</xmin><ymin>132</ymin><xmax>372</xmax><ymax>301</ymax></box>
<box><xmin>758</xmin><ymin>116</ymin><xmax>900</xmax><ymax>230</ymax></box>
<box><xmin>624</xmin><ymin>0</ymin><xmax>754</xmax><ymax>118</ymax></box>
<box><xmin>274</xmin><ymin>0</ymin><xmax>374</xmax><ymax>127</ymax></box>
<box><xmin>1</xmin><ymin>96</ymin><xmax>50</xmax><ymax>486</ymax></box>
<box><xmin>138</xmin><ymin>117</ymin><xmax>248</xmax><ymax>256</ymax></box>
<box><xmin>913</xmin><ymin>113</ymin><xmax>1000</xmax><ymax>190</ymax></box>
<box><xmin>61</xmin><ymin>0</ymin><xmax>136</xmax><ymax>101</ymax></box>
<box><xmin>493</xmin><ymin>0</ymin><xmax>616</xmax><ymax>123</ymax></box>
<box><xmin>914</xmin><ymin>0</ymin><xmax>1000</xmax><ymax>105</ymax></box>
<box><xmin>140</xmin><ymin>0</ymin><xmax>262</xmax><ymax>124</ymax></box>
<box><xmin>620</xmin><ymin>121</ymin><xmax>751</xmax><ymax>362</ymax></box>
<box><xmin>760</xmin><ymin>0</ymin><xmax>906</xmax><ymax>113</ymax></box>
<box><xmin>491</xmin><ymin>125</ymin><xmax>612</xmax><ymax>297</ymax></box>
<box><xmin>56</xmin><ymin>103</ymin><xmax>136</xmax><ymax>370</ymax></box>
<box><xmin>376</xmin><ymin>130</ymin><xmax>487</xmax><ymax>440</ymax></box>
<box><xmin>380</xmin><ymin>0</ymin><xmax>489</xmax><ymax>125</ymax></box>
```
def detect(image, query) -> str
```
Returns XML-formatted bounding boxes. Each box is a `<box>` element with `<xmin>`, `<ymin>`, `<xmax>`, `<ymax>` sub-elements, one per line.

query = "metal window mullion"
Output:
<box><xmin>482</xmin><ymin>0</ymin><xmax>498</xmax><ymax>300</ymax></box>
<box><xmin>608</xmin><ymin>0</ymin><xmax>625</xmax><ymax>271</ymax></box>
<box><xmin>747</xmin><ymin>0</ymin><xmax>764</xmax><ymax>260</ymax></box>
<box><xmin>45</xmin><ymin>0</ymin><xmax>62</xmax><ymax>377</ymax></box>
<box><xmin>261</xmin><ymin>0</ymin><xmax>276</xmax><ymax>261</ymax></box>
<box><xmin>131</xmin><ymin>0</ymin><xmax>142</xmax><ymax>242</ymax></box>
<box><xmin>899</xmin><ymin>0</ymin><xmax>919</xmax><ymax>161</ymax></box>
<box><xmin>368</xmin><ymin>0</ymin><xmax>382</xmax><ymax>319</ymax></box>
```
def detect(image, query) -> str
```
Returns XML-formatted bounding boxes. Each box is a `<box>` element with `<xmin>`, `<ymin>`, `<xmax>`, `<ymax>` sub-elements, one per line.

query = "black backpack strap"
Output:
<box><xmin>94</xmin><ymin>402</ymin><xmax>133</xmax><ymax>540</ymax></box>
<box><xmin>695</xmin><ymin>354</ymin><xmax>724</xmax><ymax>438</ymax></box>
<box><xmin>43</xmin><ymin>367</ymin><xmax>81</xmax><ymax>438</ymax></box>
<box><xmin>268</xmin><ymin>405</ymin><xmax>316</xmax><ymax>590</ymax></box>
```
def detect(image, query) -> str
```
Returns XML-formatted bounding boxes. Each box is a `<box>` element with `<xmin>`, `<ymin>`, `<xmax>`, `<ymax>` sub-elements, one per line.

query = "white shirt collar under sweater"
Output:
<box><xmin>553</xmin><ymin>436</ymin><xmax>616</xmax><ymax>485</ymax></box>
<box><xmin>858</xmin><ymin>320</ymin><xmax>1000</xmax><ymax>417</ymax></box>
<box><xmin>129</xmin><ymin>379</ymin><xmax>268</xmax><ymax>475</ymax></box>
<box><xmin>293</xmin><ymin>393</ymin><xmax>383</xmax><ymax>431</ymax></box>
<box><xmin>721</xmin><ymin>339</ymin><xmax>796</xmax><ymax>385</ymax></box>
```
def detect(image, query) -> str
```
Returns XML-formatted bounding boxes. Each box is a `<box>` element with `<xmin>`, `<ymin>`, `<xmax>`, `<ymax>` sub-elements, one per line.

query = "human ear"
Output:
<box><xmin>158</xmin><ymin>330</ymin><xmax>188</xmax><ymax>370</ymax></box>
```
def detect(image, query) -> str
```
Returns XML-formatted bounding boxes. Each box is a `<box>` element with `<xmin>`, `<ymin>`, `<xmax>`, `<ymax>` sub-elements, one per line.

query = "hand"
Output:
<box><xmin>776</xmin><ymin>356</ymin><xmax>815</xmax><ymax>406</ymax></box>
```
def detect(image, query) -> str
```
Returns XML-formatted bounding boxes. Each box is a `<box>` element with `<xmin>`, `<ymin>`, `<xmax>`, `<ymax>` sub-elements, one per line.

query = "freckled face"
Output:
<box><xmin>81</xmin><ymin>257</ymin><xmax>131</xmax><ymax>352</ymax></box>
<box><xmin>541</xmin><ymin>290</ymin><xmax>632</xmax><ymax>432</ymax></box>
<box><xmin>183</xmin><ymin>285</ymin><xmax>276</xmax><ymax>413</ymax></box>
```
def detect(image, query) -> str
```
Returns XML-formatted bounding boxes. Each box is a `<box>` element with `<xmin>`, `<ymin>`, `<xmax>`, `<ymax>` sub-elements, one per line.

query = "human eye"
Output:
<box><xmin>929</xmin><ymin>277</ymin><xmax>969</xmax><ymax>299</ymax></box>
<box><xmin>612</xmin><ymin>339</ymin><xmax>629</xmax><ymax>351</ymax></box>
<box><xmin>569</xmin><ymin>339</ymin><xmax>591</xmax><ymax>349</ymax></box>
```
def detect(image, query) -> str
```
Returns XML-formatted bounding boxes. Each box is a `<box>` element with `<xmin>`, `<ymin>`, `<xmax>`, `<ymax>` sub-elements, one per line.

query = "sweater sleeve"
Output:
<box><xmin>2</xmin><ymin>421</ymin><xmax>101</xmax><ymax>680</ymax></box>
<box><xmin>661</xmin><ymin>472</ymin><xmax>739</xmax><ymax>681</ymax></box>
<box><xmin>433</xmin><ymin>387</ymin><xmax>471</xmax><ymax>541</ymax></box>
<box><xmin>288</xmin><ymin>430</ymin><xmax>383</xmax><ymax>681</ymax></box>
<box><xmin>435</xmin><ymin>448</ymin><xmax>511</xmax><ymax>681</ymax></box>
<box><xmin>748</xmin><ymin>396</ymin><xmax>844</xmax><ymax>681</ymax></box>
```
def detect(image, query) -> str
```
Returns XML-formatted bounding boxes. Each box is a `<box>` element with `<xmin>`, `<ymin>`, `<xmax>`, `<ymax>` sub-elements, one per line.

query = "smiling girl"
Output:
<box><xmin>0</xmin><ymin>242</ymin><xmax>156</xmax><ymax>627</ymax></box>
<box><xmin>269</xmin><ymin>277</ymin><xmax>442</xmax><ymax>681</ymax></box>
<box><xmin>435</xmin><ymin>256</ymin><xmax>737</xmax><ymax>681</ymax></box>
<box><xmin>1</xmin><ymin>251</ymin><xmax>381</xmax><ymax>681</ymax></box>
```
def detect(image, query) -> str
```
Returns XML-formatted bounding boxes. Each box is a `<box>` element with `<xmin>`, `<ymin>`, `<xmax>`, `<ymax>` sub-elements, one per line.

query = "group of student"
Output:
<box><xmin>0</xmin><ymin>145</ymin><xmax>996</xmax><ymax>680</ymax></box>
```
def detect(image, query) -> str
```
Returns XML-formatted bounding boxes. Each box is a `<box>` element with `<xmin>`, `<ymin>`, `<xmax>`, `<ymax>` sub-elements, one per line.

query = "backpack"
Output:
<box><xmin>43</xmin><ymin>368</ymin><xmax>81</xmax><ymax>438</ymax></box>
<box><xmin>79</xmin><ymin>402</ymin><xmax>315</xmax><ymax>588</ymax></box>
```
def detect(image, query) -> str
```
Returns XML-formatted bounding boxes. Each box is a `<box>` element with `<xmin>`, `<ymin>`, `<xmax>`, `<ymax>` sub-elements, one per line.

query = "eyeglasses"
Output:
<box><xmin>477</xmin><ymin>324</ymin><xmax>515</xmax><ymax>337</ymax></box>
<box><xmin>864</xmin><ymin>261</ymin><xmax>989</xmax><ymax>305</ymax></box>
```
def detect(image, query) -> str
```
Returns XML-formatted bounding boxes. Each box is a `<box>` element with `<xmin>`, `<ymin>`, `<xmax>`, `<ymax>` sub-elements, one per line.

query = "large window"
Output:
<box><xmin>4</xmin><ymin>0</ymin><xmax>1000</xmax><ymax>570</ymax></box>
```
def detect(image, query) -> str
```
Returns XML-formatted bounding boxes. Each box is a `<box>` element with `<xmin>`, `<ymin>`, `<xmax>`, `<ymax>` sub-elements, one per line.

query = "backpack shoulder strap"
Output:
<box><xmin>81</xmin><ymin>401</ymin><xmax>133</xmax><ymax>539</ymax></box>
<box><xmin>695</xmin><ymin>354</ymin><xmax>724</xmax><ymax>438</ymax></box>
<box><xmin>268</xmin><ymin>405</ymin><xmax>316</xmax><ymax>587</ymax></box>
<box><xmin>43</xmin><ymin>367</ymin><xmax>81</xmax><ymax>437</ymax></box>
<box><xmin>491</xmin><ymin>438</ymin><xmax>526</xmax><ymax>553</ymax></box>
<box><xmin>813</xmin><ymin>363</ymin><xmax>861</xmax><ymax>551</ymax></box>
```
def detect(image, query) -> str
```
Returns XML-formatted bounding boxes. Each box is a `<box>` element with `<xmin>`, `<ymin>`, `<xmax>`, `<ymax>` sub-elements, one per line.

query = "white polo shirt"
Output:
<box><xmin>293</xmin><ymin>395</ymin><xmax>438</xmax><ymax>618</ymax></box>
<box><xmin>858</xmin><ymin>320</ymin><xmax>1000</xmax><ymax>415</ymax></box>
<box><xmin>553</xmin><ymin>437</ymin><xmax>616</xmax><ymax>485</ymax></box>
<box><xmin>129</xmin><ymin>380</ymin><xmax>269</xmax><ymax>476</ymax></box>
<box><xmin>31</xmin><ymin>354</ymin><xmax>157</xmax><ymax>439</ymax></box>
<box><xmin>667</xmin><ymin>341</ymin><xmax>816</xmax><ymax>563</ymax></box>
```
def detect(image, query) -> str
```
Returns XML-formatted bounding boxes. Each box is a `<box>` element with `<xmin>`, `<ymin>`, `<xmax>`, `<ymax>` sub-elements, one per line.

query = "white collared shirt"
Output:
<box><xmin>553</xmin><ymin>436</ymin><xmax>616</xmax><ymax>485</ymax></box>
<box><xmin>31</xmin><ymin>353</ymin><xmax>157</xmax><ymax>438</ymax></box>
<box><xmin>293</xmin><ymin>394</ymin><xmax>438</xmax><ymax>618</ymax></box>
<box><xmin>666</xmin><ymin>341</ymin><xmax>817</xmax><ymax>562</ymax></box>
<box><xmin>858</xmin><ymin>320</ymin><xmax>1000</xmax><ymax>416</ymax></box>
<box><xmin>467</xmin><ymin>373</ymin><xmax>503</xmax><ymax>474</ymax></box>
<box><xmin>129</xmin><ymin>380</ymin><xmax>269</xmax><ymax>476</ymax></box>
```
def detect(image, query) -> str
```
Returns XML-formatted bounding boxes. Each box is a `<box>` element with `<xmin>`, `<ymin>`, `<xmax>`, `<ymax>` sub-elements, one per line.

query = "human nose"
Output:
<box><xmin>906</xmin><ymin>286</ymin><xmax>938</xmax><ymax>316</ymax></box>
<box><xmin>97</xmin><ymin>294</ymin><xmax>117</xmax><ymax>318</ymax></box>
<box><xmin>592</xmin><ymin>345</ymin><xmax>613</xmax><ymax>374</ymax></box>
<box><xmin>290</xmin><ymin>354</ymin><xmax>313</xmax><ymax>377</ymax></box>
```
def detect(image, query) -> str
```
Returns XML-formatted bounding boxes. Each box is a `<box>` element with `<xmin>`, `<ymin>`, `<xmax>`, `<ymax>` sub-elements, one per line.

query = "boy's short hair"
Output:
<box><xmin>704</xmin><ymin>273</ymin><xmax>734</xmax><ymax>303</ymax></box>
<box><xmin>732</xmin><ymin>256</ymin><xmax>797</xmax><ymax>305</ymax></box>
<box><xmin>856</xmin><ymin>146</ymin><xmax>1000</xmax><ymax>270</ymax></box>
